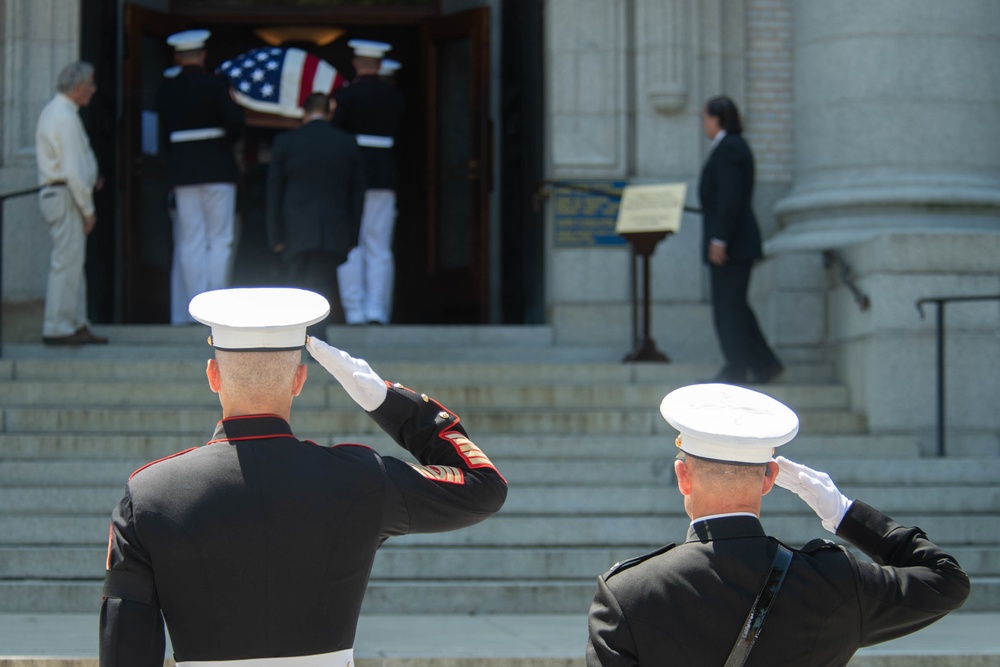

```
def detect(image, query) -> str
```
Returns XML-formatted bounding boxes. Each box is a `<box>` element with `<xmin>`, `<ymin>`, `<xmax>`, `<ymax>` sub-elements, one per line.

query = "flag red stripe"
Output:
<box><xmin>298</xmin><ymin>53</ymin><xmax>320</xmax><ymax>107</ymax></box>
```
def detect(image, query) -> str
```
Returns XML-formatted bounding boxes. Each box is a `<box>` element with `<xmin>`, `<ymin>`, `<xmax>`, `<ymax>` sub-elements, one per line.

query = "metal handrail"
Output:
<box><xmin>916</xmin><ymin>294</ymin><xmax>1000</xmax><ymax>457</ymax></box>
<box><xmin>0</xmin><ymin>185</ymin><xmax>44</xmax><ymax>358</ymax></box>
<box><xmin>823</xmin><ymin>250</ymin><xmax>870</xmax><ymax>311</ymax></box>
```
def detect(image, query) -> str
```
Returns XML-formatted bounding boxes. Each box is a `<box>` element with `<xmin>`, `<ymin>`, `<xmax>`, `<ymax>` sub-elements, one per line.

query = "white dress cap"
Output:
<box><xmin>167</xmin><ymin>29</ymin><xmax>211</xmax><ymax>52</ymax></box>
<box><xmin>348</xmin><ymin>39</ymin><xmax>392</xmax><ymax>59</ymax></box>
<box><xmin>378</xmin><ymin>59</ymin><xmax>401</xmax><ymax>76</ymax></box>
<box><xmin>660</xmin><ymin>383</ymin><xmax>799</xmax><ymax>464</ymax></box>
<box><xmin>189</xmin><ymin>288</ymin><xmax>330</xmax><ymax>351</ymax></box>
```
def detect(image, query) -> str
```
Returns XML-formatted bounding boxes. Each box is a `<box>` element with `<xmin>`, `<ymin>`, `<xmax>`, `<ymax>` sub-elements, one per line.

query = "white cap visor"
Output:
<box><xmin>348</xmin><ymin>39</ymin><xmax>391</xmax><ymax>58</ymax></box>
<box><xmin>189</xmin><ymin>288</ymin><xmax>330</xmax><ymax>351</ymax></box>
<box><xmin>661</xmin><ymin>383</ymin><xmax>799</xmax><ymax>464</ymax></box>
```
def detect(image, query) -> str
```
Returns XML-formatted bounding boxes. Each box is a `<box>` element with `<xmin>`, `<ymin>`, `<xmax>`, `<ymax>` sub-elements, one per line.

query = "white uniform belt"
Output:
<box><xmin>356</xmin><ymin>134</ymin><xmax>394</xmax><ymax>148</ymax></box>
<box><xmin>177</xmin><ymin>648</ymin><xmax>353</xmax><ymax>667</ymax></box>
<box><xmin>170</xmin><ymin>127</ymin><xmax>226</xmax><ymax>143</ymax></box>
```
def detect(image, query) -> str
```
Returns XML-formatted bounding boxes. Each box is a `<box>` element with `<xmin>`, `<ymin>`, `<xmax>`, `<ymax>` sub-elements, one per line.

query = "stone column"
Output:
<box><xmin>769</xmin><ymin>1</ymin><xmax>1000</xmax><ymax>455</ymax></box>
<box><xmin>772</xmin><ymin>0</ymin><xmax>1000</xmax><ymax>250</ymax></box>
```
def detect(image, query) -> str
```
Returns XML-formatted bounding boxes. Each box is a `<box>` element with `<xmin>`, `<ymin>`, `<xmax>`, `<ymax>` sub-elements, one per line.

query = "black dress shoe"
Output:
<box><xmin>751</xmin><ymin>365</ymin><xmax>784</xmax><ymax>385</ymax></box>
<box><xmin>707</xmin><ymin>368</ymin><xmax>748</xmax><ymax>385</ymax></box>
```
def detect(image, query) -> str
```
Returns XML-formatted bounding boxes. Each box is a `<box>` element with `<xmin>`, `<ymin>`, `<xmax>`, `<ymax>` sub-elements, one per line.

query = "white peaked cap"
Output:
<box><xmin>379</xmin><ymin>59</ymin><xmax>401</xmax><ymax>75</ymax></box>
<box><xmin>660</xmin><ymin>383</ymin><xmax>799</xmax><ymax>464</ymax></box>
<box><xmin>167</xmin><ymin>29</ymin><xmax>211</xmax><ymax>52</ymax></box>
<box><xmin>189</xmin><ymin>288</ymin><xmax>330</xmax><ymax>351</ymax></box>
<box><xmin>348</xmin><ymin>39</ymin><xmax>392</xmax><ymax>58</ymax></box>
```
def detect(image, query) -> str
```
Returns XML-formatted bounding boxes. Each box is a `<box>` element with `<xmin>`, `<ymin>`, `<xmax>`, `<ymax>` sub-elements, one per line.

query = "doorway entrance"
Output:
<box><xmin>115</xmin><ymin>0</ymin><xmax>503</xmax><ymax>324</ymax></box>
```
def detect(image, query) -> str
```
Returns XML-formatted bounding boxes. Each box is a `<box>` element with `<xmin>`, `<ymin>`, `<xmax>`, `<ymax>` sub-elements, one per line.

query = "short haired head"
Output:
<box><xmin>302</xmin><ymin>92</ymin><xmax>330</xmax><ymax>116</ymax></box>
<box><xmin>56</xmin><ymin>61</ymin><xmax>95</xmax><ymax>94</ymax></box>
<box><xmin>704</xmin><ymin>95</ymin><xmax>743</xmax><ymax>134</ymax></box>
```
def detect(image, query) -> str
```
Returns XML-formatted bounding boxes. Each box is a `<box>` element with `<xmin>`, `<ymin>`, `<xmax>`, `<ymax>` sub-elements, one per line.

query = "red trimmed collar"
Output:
<box><xmin>208</xmin><ymin>414</ymin><xmax>296</xmax><ymax>445</ymax></box>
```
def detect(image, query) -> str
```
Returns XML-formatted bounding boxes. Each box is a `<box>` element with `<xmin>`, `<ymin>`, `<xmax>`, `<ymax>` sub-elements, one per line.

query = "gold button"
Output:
<box><xmin>438</xmin><ymin>411</ymin><xmax>449</xmax><ymax>419</ymax></box>
<box><xmin>421</xmin><ymin>394</ymin><xmax>429</xmax><ymax>402</ymax></box>
<box><xmin>394</xmin><ymin>382</ymin><xmax>403</xmax><ymax>388</ymax></box>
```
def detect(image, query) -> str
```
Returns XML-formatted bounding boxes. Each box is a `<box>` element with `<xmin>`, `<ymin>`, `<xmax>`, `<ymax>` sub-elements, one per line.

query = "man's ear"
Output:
<box><xmin>206</xmin><ymin>359</ymin><xmax>222</xmax><ymax>394</ymax></box>
<box><xmin>291</xmin><ymin>363</ymin><xmax>307</xmax><ymax>397</ymax></box>
<box><xmin>675</xmin><ymin>459</ymin><xmax>693</xmax><ymax>496</ymax></box>
<box><xmin>761</xmin><ymin>460</ymin><xmax>779</xmax><ymax>496</ymax></box>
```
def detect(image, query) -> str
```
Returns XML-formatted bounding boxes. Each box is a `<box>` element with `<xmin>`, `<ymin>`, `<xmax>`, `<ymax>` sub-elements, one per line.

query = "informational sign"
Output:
<box><xmin>614</xmin><ymin>183</ymin><xmax>687</xmax><ymax>235</ymax></box>
<box><xmin>552</xmin><ymin>180</ymin><xmax>628</xmax><ymax>248</ymax></box>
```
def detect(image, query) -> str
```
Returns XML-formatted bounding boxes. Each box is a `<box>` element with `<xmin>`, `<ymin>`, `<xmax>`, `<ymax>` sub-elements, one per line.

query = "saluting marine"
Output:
<box><xmin>586</xmin><ymin>383</ymin><xmax>970</xmax><ymax>666</ymax></box>
<box><xmin>99</xmin><ymin>288</ymin><xmax>507</xmax><ymax>666</ymax></box>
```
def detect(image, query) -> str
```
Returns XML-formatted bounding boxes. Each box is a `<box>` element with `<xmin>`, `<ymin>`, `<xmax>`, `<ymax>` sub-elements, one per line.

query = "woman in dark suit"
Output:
<box><xmin>698</xmin><ymin>95</ymin><xmax>783</xmax><ymax>384</ymax></box>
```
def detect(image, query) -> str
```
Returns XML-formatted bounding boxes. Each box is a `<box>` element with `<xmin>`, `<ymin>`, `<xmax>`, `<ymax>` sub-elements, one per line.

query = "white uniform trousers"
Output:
<box><xmin>40</xmin><ymin>187</ymin><xmax>89</xmax><ymax>338</ymax></box>
<box><xmin>337</xmin><ymin>189</ymin><xmax>396</xmax><ymax>325</ymax></box>
<box><xmin>170</xmin><ymin>183</ymin><xmax>236</xmax><ymax>324</ymax></box>
<box><xmin>177</xmin><ymin>648</ymin><xmax>354</xmax><ymax>667</ymax></box>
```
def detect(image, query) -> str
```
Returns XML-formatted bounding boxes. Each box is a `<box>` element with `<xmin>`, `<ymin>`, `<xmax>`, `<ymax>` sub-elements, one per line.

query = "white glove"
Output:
<box><xmin>306</xmin><ymin>337</ymin><xmax>388</xmax><ymax>412</ymax></box>
<box><xmin>774</xmin><ymin>456</ymin><xmax>853</xmax><ymax>534</ymax></box>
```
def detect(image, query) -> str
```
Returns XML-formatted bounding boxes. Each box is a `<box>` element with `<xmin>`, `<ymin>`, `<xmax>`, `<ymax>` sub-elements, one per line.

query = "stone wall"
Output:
<box><xmin>1</xmin><ymin>0</ymin><xmax>80</xmax><ymax>302</ymax></box>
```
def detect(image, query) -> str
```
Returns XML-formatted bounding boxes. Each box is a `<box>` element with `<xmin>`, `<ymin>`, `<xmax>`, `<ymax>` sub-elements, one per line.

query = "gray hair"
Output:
<box><xmin>56</xmin><ymin>61</ymin><xmax>95</xmax><ymax>93</ymax></box>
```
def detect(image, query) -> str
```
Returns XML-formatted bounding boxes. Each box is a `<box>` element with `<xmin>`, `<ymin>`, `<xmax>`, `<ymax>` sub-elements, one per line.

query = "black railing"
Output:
<box><xmin>916</xmin><ymin>294</ymin><xmax>1000</xmax><ymax>457</ymax></box>
<box><xmin>0</xmin><ymin>185</ymin><xmax>44</xmax><ymax>358</ymax></box>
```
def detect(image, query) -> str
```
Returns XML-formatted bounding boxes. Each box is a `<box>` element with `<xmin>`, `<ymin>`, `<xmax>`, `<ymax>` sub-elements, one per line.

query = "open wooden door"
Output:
<box><xmin>120</xmin><ymin>6</ymin><xmax>190</xmax><ymax>322</ymax></box>
<box><xmin>421</xmin><ymin>7</ymin><xmax>491</xmax><ymax>323</ymax></box>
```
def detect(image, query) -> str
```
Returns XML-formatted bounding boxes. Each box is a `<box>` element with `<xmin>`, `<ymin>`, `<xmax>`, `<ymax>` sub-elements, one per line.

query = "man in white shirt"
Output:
<box><xmin>35</xmin><ymin>60</ymin><xmax>107</xmax><ymax>345</ymax></box>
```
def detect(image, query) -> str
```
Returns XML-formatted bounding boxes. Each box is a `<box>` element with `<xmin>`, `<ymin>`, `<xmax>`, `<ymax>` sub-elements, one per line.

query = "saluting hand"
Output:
<box><xmin>774</xmin><ymin>456</ymin><xmax>853</xmax><ymax>534</ymax></box>
<box><xmin>306</xmin><ymin>337</ymin><xmax>388</xmax><ymax>412</ymax></box>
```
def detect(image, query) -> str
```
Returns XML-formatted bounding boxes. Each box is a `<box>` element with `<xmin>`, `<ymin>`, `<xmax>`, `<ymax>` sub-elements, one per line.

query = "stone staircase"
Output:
<box><xmin>0</xmin><ymin>324</ymin><xmax>997</xmax><ymax>619</ymax></box>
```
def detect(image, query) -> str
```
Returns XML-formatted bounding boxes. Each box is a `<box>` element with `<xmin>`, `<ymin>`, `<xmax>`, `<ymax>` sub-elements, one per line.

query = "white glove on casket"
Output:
<box><xmin>306</xmin><ymin>337</ymin><xmax>388</xmax><ymax>412</ymax></box>
<box><xmin>774</xmin><ymin>456</ymin><xmax>853</xmax><ymax>534</ymax></box>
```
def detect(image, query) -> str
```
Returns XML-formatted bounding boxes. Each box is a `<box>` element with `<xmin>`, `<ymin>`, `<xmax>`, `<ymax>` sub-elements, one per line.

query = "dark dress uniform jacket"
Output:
<box><xmin>332</xmin><ymin>75</ymin><xmax>405</xmax><ymax>190</ymax></box>
<box><xmin>697</xmin><ymin>132</ymin><xmax>762</xmax><ymax>263</ymax></box>
<box><xmin>100</xmin><ymin>383</ymin><xmax>508</xmax><ymax>665</ymax></box>
<box><xmin>156</xmin><ymin>65</ymin><xmax>244</xmax><ymax>187</ymax></box>
<box><xmin>586</xmin><ymin>501</ymin><xmax>970</xmax><ymax>666</ymax></box>
<box><xmin>266</xmin><ymin>119</ymin><xmax>366</xmax><ymax>263</ymax></box>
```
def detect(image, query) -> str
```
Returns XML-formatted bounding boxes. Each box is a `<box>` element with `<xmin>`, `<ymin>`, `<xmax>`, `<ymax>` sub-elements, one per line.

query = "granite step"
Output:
<box><xmin>2</xmin><ymin>544</ymin><xmax>998</xmax><ymax>580</ymax></box>
<box><xmin>2</xmin><ymin>484</ymin><xmax>997</xmax><ymax>516</ymax></box>
<box><xmin>1</xmin><ymin>514</ymin><xmax>996</xmax><ymax>547</ymax></box>
<box><xmin>0</xmin><ymin>433</ymin><xmax>923</xmax><ymax>460</ymax></box>
<box><xmin>0</xmin><ymin>406</ymin><xmax>868</xmax><ymax>436</ymax></box>
<box><xmin>1</xmin><ymin>576</ymin><xmax>997</xmax><ymax>615</ymax></box>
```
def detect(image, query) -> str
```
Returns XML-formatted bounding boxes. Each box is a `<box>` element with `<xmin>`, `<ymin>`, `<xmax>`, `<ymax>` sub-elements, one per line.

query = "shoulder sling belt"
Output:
<box><xmin>723</xmin><ymin>544</ymin><xmax>794</xmax><ymax>667</ymax></box>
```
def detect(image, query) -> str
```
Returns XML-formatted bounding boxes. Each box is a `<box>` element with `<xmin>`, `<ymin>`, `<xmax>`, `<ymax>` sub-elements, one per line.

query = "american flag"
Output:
<box><xmin>217</xmin><ymin>47</ymin><xmax>345</xmax><ymax>118</ymax></box>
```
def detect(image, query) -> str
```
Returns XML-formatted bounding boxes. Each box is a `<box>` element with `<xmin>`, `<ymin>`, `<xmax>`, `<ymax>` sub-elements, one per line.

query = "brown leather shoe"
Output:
<box><xmin>42</xmin><ymin>330</ymin><xmax>93</xmax><ymax>346</ymax></box>
<box><xmin>76</xmin><ymin>326</ymin><xmax>109</xmax><ymax>344</ymax></box>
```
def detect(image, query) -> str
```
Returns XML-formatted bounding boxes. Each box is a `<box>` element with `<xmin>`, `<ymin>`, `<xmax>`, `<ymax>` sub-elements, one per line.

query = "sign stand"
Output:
<box><xmin>622</xmin><ymin>231</ymin><xmax>671</xmax><ymax>362</ymax></box>
<box><xmin>614</xmin><ymin>182</ymin><xmax>687</xmax><ymax>364</ymax></box>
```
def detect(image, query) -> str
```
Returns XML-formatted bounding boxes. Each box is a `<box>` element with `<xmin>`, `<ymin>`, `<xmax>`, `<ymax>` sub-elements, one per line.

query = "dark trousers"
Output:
<box><xmin>286</xmin><ymin>250</ymin><xmax>346</xmax><ymax>334</ymax></box>
<box><xmin>709</xmin><ymin>260</ymin><xmax>781</xmax><ymax>381</ymax></box>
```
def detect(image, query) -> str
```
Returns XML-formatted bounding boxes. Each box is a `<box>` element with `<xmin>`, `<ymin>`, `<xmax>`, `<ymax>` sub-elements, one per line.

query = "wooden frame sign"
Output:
<box><xmin>614</xmin><ymin>183</ymin><xmax>687</xmax><ymax>235</ymax></box>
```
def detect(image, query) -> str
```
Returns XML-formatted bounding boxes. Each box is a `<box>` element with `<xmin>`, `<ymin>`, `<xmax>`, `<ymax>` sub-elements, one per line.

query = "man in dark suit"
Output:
<box><xmin>333</xmin><ymin>39</ymin><xmax>405</xmax><ymax>325</ymax></box>
<box><xmin>698</xmin><ymin>95</ymin><xmax>782</xmax><ymax>384</ymax></box>
<box><xmin>267</xmin><ymin>92</ymin><xmax>365</xmax><ymax>331</ymax></box>
<box><xmin>157</xmin><ymin>30</ymin><xmax>245</xmax><ymax>324</ymax></box>
<box><xmin>586</xmin><ymin>383</ymin><xmax>970</xmax><ymax>666</ymax></box>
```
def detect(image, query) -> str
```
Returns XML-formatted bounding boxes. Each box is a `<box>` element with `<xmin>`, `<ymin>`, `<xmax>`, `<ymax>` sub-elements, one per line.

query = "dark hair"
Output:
<box><xmin>704</xmin><ymin>95</ymin><xmax>743</xmax><ymax>134</ymax></box>
<box><xmin>302</xmin><ymin>92</ymin><xmax>329</xmax><ymax>116</ymax></box>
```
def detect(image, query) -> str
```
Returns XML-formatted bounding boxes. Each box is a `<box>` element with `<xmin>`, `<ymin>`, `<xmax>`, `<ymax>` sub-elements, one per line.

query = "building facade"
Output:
<box><xmin>2</xmin><ymin>0</ymin><xmax>998</xmax><ymax>454</ymax></box>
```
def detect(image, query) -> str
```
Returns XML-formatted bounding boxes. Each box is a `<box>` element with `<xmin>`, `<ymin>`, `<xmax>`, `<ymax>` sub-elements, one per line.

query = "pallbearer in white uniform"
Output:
<box><xmin>99</xmin><ymin>288</ymin><xmax>507</xmax><ymax>665</ymax></box>
<box><xmin>332</xmin><ymin>40</ymin><xmax>405</xmax><ymax>325</ymax></box>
